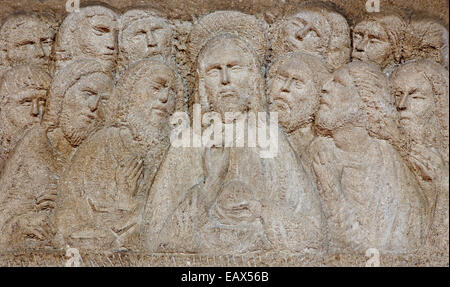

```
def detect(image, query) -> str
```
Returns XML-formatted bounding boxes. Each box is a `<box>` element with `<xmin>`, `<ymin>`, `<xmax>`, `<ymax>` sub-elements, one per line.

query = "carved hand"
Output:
<box><xmin>201</xmin><ymin>147</ymin><xmax>230</xmax><ymax>208</ymax></box>
<box><xmin>35</xmin><ymin>189</ymin><xmax>58</xmax><ymax>210</ymax></box>
<box><xmin>409</xmin><ymin>144</ymin><xmax>444</xmax><ymax>181</ymax></box>
<box><xmin>116</xmin><ymin>155</ymin><xmax>144</xmax><ymax>198</ymax></box>
<box><xmin>16</xmin><ymin>213</ymin><xmax>53</xmax><ymax>241</ymax></box>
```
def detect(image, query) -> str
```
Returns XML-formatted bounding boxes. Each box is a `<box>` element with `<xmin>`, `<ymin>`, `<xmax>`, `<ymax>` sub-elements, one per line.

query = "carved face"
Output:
<box><xmin>121</xmin><ymin>16</ymin><xmax>172</xmax><ymax>62</ymax></box>
<box><xmin>352</xmin><ymin>20</ymin><xmax>391</xmax><ymax>67</ymax></box>
<box><xmin>78</xmin><ymin>14</ymin><xmax>118</xmax><ymax>62</ymax></box>
<box><xmin>127</xmin><ymin>65</ymin><xmax>176</xmax><ymax>130</ymax></box>
<box><xmin>391</xmin><ymin>68</ymin><xmax>435</xmax><ymax>137</ymax></box>
<box><xmin>200</xmin><ymin>40</ymin><xmax>253</xmax><ymax>116</ymax></box>
<box><xmin>282</xmin><ymin>11</ymin><xmax>330</xmax><ymax>57</ymax></box>
<box><xmin>2</xmin><ymin>86</ymin><xmax>47</xmax><ymax>132</ymax></box>
<box><xmin>316</xmin><ymin>68</ymin><xmax>362</xmax><ymax>131</ymax></box>
<box><xmin>59</xmin><ymin>72</ymin><xmax>112</xmax><ymax>146</ymax></box>
<box><xmin>3</xmin><ymin>17</ymin><xmax>54</xmax><ymax>67</ymax></box>
<box><xmin>269</xmin><ymin>60</ymin><xmax>317</xmax><ymax>131</ymax></box>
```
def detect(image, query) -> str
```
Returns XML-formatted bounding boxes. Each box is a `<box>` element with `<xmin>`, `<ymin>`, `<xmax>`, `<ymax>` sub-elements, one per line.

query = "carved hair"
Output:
<box><xmin>0</xmin><ymin>65</ymin><xmax>51</xmax><ymax>106</ymax></box>
<box><xmin>355</xmin><ymin>11</ymin><xmax>407</xmax><ymax>65</ymax></box>
<box><xmin>118</xmin><ymin>8</ymin><xmax>172</xmax><ymax>67</ymax></box>
<box><xmin>271</xmin><ymin>1</ymin><xmax>351</xmax><ymax>70</ymax></box>
<box><xmin>53</xmin><ymin>5</ymin><xmax>118</xmax><ymax>70</ymax></box>
<box><xmin>268</xmin><ymin>52</ymin><xmax>329</xmax><ymax>125</ymax></box>
<box><xmin>0</xmin><ymin>13</ymin><xmax>57</xmax><ymax>70</ymax></box>
<box><xmin>188</xmin><ymin>11</ymin><xmax>267</xmax><ymax>67</ymax></box>
<box><xmin>391</xmin><ymin>59</ymin><xmax>449</xmax><ymax>159</ymax></box>
<box><xmin>0</xmin><ymin>65</ymin><xmax>51</xmax><ymax>161</ymax></box>
<box><xmin>196</xmin><ymin>34</ymin><xmax>266</xmax><ymax>114</ymax></box>
<box><xmin>114</xmin><ymin>58</ymin><xmax>186</xmax><ymax>128</ymax></box>
<box><xmin>344</xmin><ymin>60</ymin><xmax>401</xmax><ymax>143</ymax></box>
<box><xmin>44</xmin><ymin>59</ymin><xmax>112</xmax><ymax>130</ymax></box>
<box><xmin>403</xmin><ymin>13</ymin><xmax>449</xmax><ymax>69</ymax></box>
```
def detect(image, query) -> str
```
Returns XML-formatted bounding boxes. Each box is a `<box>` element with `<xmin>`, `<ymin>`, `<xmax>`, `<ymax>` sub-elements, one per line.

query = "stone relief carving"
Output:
<box><xmin>118</xmin><ymin>9</ymin><xmax>174</xmax><ymax>72</ymax></box>
<box><xmin>53</xmin><ymin>58</ymin><xmax>185</xmax><ymax>251</ymax></box>
<box><xmin>0</xmin><ymin>59</ymin><xmax>113</xmax><ymax>250</ymax></box>
<box><xmin>402</xmin><ymin>14</ymin><xmax>449</xmax><ymax>69</ymax></box>
<box><xmin>0</xmin><ymin>2</ymin><xmax>448</xmax><ymax>266</ymax></box>
<box><xmin>311</xmin><ymin>60</ymin><xmax>427</xmax><ymax>253</ymax></box>
<box><xmin>0</xmin><ymin>66</ymin><xmax>51</xmax><ymax>172</ymax></box>
<box><xmin>390</xmin><ymin>59</ymin><xmax>449</xmax><ymax>254</ymax></box>
<box><xmin>351</xmin><ymin>11</ymin><xmax>406</xmax><ymax>73</ymax></box>
<box><xmin>53</xmin><ymin>5</ymin><xmax>118</xmax><ymax>72</ymax></box>
<box><xmin>145</xmin><ymin>12</ymin><xmax>325</xmax><ymax>255</ymax></box>
<box><xmin>0</xmin><ymin>13</ymin><xmax>57</xmax><ymax>77</ymax></box>
<box><xmin>268</xmin><ymin>52</ymin><xmax>329</xmax><ymax>169</ymax></box>
<box><xmin>271</xmin><ymin>2</ymin><xmax>351</xmax><ymax>70</ymax></box>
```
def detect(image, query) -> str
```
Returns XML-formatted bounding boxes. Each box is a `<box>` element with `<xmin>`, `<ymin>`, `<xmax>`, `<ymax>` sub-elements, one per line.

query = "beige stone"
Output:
<box><xmin>0</xmin><ymin>1</ymin><xmax>447</xmax><ymax>266</ymax></box>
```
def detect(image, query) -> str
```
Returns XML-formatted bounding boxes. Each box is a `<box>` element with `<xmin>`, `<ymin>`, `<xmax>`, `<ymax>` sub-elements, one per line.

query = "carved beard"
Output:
<box><xmin>0</xmin><ymin>111</ymin><xmax>36</xmax><ymax>160</ymax></box>
<box><xmin>126</xmin><ymin>114</ymin><xmax>171</xmax><ymax>164</ymax></box>
<box><xmin>59</xmin><ymin>110</ymin><xmax>97</xmax><ymax>147</ymax></box>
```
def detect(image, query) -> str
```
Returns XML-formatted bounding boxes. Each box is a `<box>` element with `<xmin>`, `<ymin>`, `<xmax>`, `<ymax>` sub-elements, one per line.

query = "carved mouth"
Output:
<box><xmin>83</xmin><ymin>113</ymin><xmax>96</xmax><ymax>122</ymax></box>
<box><xmin>152</xmin><ymin>107</ymin><xmax>167</xmax><ymax>115</ymax></box>
<box><xmin>220</xmin><ymin>91</ymin><xmax>237</xmax><ymax>99</ymax></box>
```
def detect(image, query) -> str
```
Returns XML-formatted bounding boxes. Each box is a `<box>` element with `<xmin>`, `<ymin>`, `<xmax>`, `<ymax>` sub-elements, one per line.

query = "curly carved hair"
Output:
<box><xmin>391</xmin><ymin>59</ymin><xmax>449</xmax><ymax>160</ymax></box>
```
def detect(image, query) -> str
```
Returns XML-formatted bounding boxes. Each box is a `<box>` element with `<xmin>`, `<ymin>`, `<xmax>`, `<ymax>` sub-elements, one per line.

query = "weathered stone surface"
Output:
<box><xmin>0</xmin><ymin>0</ymin><xmax>448</xmax><ymax>266</ymax></box>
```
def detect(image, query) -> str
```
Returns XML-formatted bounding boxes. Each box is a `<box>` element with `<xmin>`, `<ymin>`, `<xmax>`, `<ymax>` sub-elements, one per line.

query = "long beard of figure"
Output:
<box><xmin>0</xmin><ymin>112</ymin><xmax>36</xmax><ymax>160</ymax></box>
<box><xmin>60</xmin><ymin>111</ymin><xmax>97</xmax><ymax>147</ymax></box>
<box><xmin>126</xmin><ymin>114</ymin><xmax>171</xmax><ymax>171</ymax></box>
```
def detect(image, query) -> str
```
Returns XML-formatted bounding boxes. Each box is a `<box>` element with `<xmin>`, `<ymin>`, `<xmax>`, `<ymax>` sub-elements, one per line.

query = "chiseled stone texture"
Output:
<box><xmin>0</xmin><ymin>0</ymin><xmax>448</xmax><ymax>266</ymax></box>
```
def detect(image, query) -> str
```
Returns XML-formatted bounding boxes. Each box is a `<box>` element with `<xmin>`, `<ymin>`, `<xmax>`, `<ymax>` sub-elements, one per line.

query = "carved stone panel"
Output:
<box><xmin>0</xmin><ymin>0</ymin><xmax>448</xmax><ymax>266</ymax></box>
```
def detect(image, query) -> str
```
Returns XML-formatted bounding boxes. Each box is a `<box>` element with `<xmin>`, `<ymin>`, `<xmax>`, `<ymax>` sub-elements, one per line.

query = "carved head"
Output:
<box><xmin>391</xmin><ymin>60</ymin><xmax>449</xmax><ymax>157</ymax></box>
<box><xmin>402</xmin><ymin>14</ymin><xmax>449</xmax><ymax>69</ymax></box>
<box><xmin>54</xmin><ymin>5</ymin><xmax>118</xmax><ymax>70</ymax></box>
<box><xmin>188</xmin><ymin>11</ymin><xmax>267</xmax><ymax>116</ymax></box>
<box><xmin>0</xmin><ymin>14</ymin><xmax>57</xmax><ymax>71</ymax></box>
<box><xmin>45</xmin><ymin>59</ymin><xmax>113</xmax><ymax>147</ymax></box>
<box><xmin>268</xmin><ymin>52</ymin><xmax>329</xmax><ymax>133</ymax></box>
<box><xmin>119</xmin><ymin>9</ymin><xmax>172</xmax><ymax>66</ymax></box>
<box><xmin>0</xmin><ymin>65</ymin><xmax>51</xmax><ymax>137</ymax></box>
<box><xmin>352</xmin><ymin>12</ymin><xmax>406</xmax><ymax>68</ymax></box>
<box><xmin>197</xmin><ymin>35</ymin><xmax>264</xmax><ymax>116</ymax></box>
<box><xmin>316</xmin><ymin>61</ymin><xmax>399</xmax><ymax>141</ymax></box>
<box><xmin>115</xmin><ymin>59</ymin><xmax>185</xmax><ymax>139</ymax></box>
<box><xmin>272</xmin><ymin>3</ymin><xmax>351</xmax><ymax>70</ymax></box>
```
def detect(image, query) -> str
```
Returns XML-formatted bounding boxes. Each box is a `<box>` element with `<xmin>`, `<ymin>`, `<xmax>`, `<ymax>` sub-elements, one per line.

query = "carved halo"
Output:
<box><xmin>188</xmin><ymin>10</ymin><xmax>268</xmax><ymax>66</ymax></box>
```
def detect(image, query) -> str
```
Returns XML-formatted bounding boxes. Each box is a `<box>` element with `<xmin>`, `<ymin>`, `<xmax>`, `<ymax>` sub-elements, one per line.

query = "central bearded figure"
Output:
<box><xmin>145</xmin><ymin>11</ymin><xmax>325</xmax><ymax>255</ymax></box>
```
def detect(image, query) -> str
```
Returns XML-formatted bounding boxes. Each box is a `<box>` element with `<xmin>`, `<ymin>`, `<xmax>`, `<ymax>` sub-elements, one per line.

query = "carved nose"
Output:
<box><xmin>397</xmin><ymin>95</ymin><xmax>408</xmax><ymax>111</ymax></box>
<box><xmin>220</xmin><ymin>67</ymin><xmax>230</xmax><ymax>85</ymax></box>
<box><xmin>158</xmin><ymin>89</ymin><xmax>169</xmax><ymax>103</ymax></box>
<box><xmin>35</xmin><ymin>43</ymin><xmax>45</xmax><ymax>58</ymax></box>
<box><xmin>147</xmin><ymin>31</ymin><xmax>157</xmax><ymax>47</ymax></box>
<box><xmin>355</xmin><ymin>37</ymin><xmax>368</xmax><ymax>52</ymax></box>
<box><xmin>88</xmin><ymin>95</ymin><xmax>100</xmax><ymax>112</ymax></box>
<box><xmin>295</xmin><ymin>23</ymin><xmax>311</xmax><ymax>40</ymax></box>
<box><xmin>281</xmin><ymin>78</ymin><xmax>292</xmax><ymax>92</ymax></box>
<box><xmin>31</xmin><ymin>98</ymin><xmax>39</xmax><ymax>117</ymax></box>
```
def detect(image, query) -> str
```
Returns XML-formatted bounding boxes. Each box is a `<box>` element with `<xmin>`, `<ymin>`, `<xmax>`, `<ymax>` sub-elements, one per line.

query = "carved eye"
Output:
<box><xmin>93</xmin><ymin>26</ymin><xmax>110</xmax><ymax>35</ymax></box>
<box><xmin>206</xmin><ymin>67</ymin><xmax>220</xmax><ymax>76</ymax></box>
<box><xmin>20</xmin><ymin>98</ymin><xmax>32</xmax><ymax>106</ymax></box>
<box><xmin>134</xmin><ymin>30</ymin><xmax>146</xmax><ymax>36</ymax></box>
<box><xmin>228</xmin><ymin>64</ymin><xmax>241</xmax><ymax>71</ymax></box>
<box><xmin>18</xmin><ymin>40</ymin><xmax>34</xmax><ymax>47</ymax></box>
<box><xmin>41</xmin><ymin>38</ymin><xmax>53</xmax><ymax>45</ymax></box>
